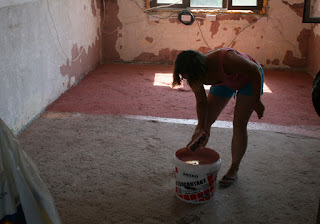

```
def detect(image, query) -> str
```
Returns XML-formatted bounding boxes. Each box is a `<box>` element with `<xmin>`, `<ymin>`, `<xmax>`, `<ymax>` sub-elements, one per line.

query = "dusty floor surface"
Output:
<box><xmin>17</xmin><ymin>64</ymin><xmax>320</xmax><ymax>223</ymax></box>
<box><xmin>18</xmin><ymin>113</ymin><xmax>320</xmax><ymax>224</ymax></box>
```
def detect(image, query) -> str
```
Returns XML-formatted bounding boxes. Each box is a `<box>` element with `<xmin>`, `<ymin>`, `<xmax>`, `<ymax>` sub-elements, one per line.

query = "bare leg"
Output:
<box><xmin>224</xmin><ymin>94</ymin><xmax>255</xmax><ymax>180</ymax></box>
<box><xmin>205</xmin><ymin>94</ymin><xmax>231</xmax><ymax>133</ymax></box>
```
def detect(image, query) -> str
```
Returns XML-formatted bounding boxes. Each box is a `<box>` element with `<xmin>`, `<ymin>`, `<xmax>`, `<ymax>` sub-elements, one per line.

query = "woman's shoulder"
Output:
<box><xmin>205</xmin><ymin>48</ymin><xmax>239</xmax><ymax>58</ymax></box>
<box><xmin>204</xmin><ymin>49</ymin><xmax>221</xmax><ymax>62</ymax></box>
<box><xmin>204</xmin><ymin>48</ymin><xmax>220</xmax><ymax>56</ymax></box>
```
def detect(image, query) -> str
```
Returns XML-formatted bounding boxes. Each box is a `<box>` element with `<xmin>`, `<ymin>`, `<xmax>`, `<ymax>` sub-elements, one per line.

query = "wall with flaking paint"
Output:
<box><xmin>0</xmin><ymin>0</ymin><xmax>103</xmax><ymax>133</ymax></box>
<box><xmin>308</xmin><ymin>24</ymin><xmax>320</xmax><ymax>78</ymax></box>
<box><xmin>102</xmin><ymin>0</ymin><xmax>313</xmax><ymax>71</ymax></box>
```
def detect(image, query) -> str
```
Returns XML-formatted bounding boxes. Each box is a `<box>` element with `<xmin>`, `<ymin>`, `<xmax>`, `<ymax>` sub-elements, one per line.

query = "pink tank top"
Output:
<box><xmin>218</xmin><ymin>48</ymin><xmax>259</xmax><ymax>90</ymax></box>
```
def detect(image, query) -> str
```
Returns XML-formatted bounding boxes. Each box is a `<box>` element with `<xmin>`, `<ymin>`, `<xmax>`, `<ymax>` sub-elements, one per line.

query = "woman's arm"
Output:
<box><xmin>190</xmin><ymin>82</ymin><xmax>208</xmax><ymax>132</ymax></box>
<box><xmin>187</xmin><ymin>82</ymin><xmax>210</xmax><ymax>150</ymax></box>
<box><xmin>187</xmin><ymin>83</ymin><xmax>209</xmax><ymax>151</ymax></box>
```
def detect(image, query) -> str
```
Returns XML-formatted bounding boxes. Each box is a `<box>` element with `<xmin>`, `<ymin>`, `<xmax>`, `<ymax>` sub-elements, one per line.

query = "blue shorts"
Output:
<box><xmin>209</xmin><ymin>66</ymin><xmax>265</xmax><ymax>98</ymax></box>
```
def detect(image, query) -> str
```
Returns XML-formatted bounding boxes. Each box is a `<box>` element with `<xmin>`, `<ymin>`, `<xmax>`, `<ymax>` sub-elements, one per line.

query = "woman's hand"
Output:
<box><xmin>187</xmin><ymin>129</ymin><xmax>210</xmax><ymax>151</ymax></box>
<box><xmin>253</xmin><ymin>100</ymin><xmax>265</xmax><ymax>119</ymax></box>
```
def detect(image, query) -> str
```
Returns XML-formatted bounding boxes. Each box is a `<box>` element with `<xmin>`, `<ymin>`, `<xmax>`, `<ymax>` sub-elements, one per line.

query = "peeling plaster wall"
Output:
<box><xmin>308</xmin><ymin>24</ymin><xmax>320</xmax><ymax>78</ymax></box>
<box><xmin>102</xmin><ymin>0</ymin><xmax>312</xmax><ymax>70</ymax></box>
<box><xmin>0</xmin><ymin>0</ymin><xmax>102</xmax><ymax>133</ymax></box>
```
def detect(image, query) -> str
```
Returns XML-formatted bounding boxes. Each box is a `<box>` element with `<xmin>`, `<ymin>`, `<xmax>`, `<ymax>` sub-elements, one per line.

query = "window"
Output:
<box><xmin>303</xmin><ymin>0</ymin><xmax>320</xmax><ymax>23</ymax></box>
<box><xmin>149</xmin><ymin>0</ymin><xmax>263</xmax><ymax>12</ymax></box>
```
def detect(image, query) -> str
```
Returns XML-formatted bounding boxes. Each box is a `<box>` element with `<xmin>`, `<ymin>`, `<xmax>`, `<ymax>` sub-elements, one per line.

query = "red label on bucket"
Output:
<box><xmin>175</xmin><ymin>173</ymin><xmax>218</xmax><ymax>203</ymax></box>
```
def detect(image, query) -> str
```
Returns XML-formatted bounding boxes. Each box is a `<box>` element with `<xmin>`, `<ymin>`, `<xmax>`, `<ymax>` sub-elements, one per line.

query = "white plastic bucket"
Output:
<box><xmin>174</xmin><ymin>147</ymin><xmax>221</xmax><ymax>204</ymax></box>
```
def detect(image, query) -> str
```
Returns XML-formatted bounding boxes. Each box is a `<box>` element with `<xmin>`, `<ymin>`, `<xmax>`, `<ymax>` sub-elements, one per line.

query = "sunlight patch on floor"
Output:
<box><xmin>263</xmin><ymin>83</ymin><xmax>272</xmax><ymax>93</ymax></box>
<box><xmin>153</xmin><ymin>73</ymin><xmax>174</xmax><ymax>87</ymax></box>
<box><xmin>153</xmin><ymin>73</ymin><xmax>210</xmax><ymax>90</ymax></box>
<box><xmin>153</xmin><ymin>72</ymin><xmax>272</xmax><ymax>93</ymax></box>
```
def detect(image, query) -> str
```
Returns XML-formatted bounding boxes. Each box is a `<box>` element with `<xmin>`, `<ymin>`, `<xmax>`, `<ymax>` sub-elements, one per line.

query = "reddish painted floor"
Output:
<box><xmin>47</xmin><ymin>63</ymin><xmax>320</xmax><ymax>127</ymax></box>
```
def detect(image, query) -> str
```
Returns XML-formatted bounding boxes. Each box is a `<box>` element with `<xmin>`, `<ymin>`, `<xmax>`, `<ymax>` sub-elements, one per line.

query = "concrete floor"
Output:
<box><xmin>17</xmin><ymin>64</ymin><xmax>320</xmax><ymax>224</ymax></box>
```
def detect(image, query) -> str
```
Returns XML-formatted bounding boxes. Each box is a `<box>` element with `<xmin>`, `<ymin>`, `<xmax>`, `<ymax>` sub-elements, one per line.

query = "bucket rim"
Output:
<box><xmin>175</xmin><ymin>147</ymin><xmax>220</xmax><ymax>165</ymax></box>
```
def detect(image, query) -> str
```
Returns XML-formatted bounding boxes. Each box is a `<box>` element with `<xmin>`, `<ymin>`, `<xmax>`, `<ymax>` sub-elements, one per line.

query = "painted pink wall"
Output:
<box><xmin>102</xmin><ymin>0</ymin><xmax>313</xmax><ymax>71</ymax></box>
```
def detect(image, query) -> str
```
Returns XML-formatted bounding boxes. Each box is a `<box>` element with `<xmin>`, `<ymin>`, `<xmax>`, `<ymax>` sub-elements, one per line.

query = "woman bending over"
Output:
<box><xmin>173</xmin><ymin>48</ymin><xmax>265</xmax><ymax>187</ymax></box>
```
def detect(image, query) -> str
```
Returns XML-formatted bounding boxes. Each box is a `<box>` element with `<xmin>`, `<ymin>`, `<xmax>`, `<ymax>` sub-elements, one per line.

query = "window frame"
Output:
<box><xmin>228</xmin><ymin>0</ymin><xmax>262</xmax><ymax>11</ymax></box>
<box><xmin>149</xmin><ymin>0</ymin><xmax>263</xmax><ymax>12</ymax></box>
<box><xmin>150</xmin><ymin>0</ymin><xmax>189</xmax><ymax>9</ymax></box>
<box><xmin>303</xmin><ymin>0</ymin><xmax>320</xmax><ymax>23</ymax></box>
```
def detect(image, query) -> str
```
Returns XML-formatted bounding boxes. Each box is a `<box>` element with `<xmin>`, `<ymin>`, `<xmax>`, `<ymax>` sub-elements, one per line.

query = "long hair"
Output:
<box><xmin>172</xmin><ymin>50</ymin><xmax>207</xmax><ymax>87</ymax></box>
